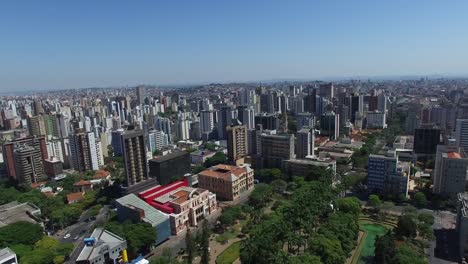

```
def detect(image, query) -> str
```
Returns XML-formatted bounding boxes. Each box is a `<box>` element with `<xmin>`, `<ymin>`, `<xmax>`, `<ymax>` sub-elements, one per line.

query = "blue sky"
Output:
<box><xmin>1</xmin><ymin>0</ymin><xmax>468</xmax><ymax>91</ymax></box>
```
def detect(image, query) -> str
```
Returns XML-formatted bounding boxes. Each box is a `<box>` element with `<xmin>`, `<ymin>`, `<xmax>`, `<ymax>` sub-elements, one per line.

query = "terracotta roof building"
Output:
<box><xmin>197</xmin><ymin>164</ymin><xmax>254</xmax><ymax>201</ymax></box>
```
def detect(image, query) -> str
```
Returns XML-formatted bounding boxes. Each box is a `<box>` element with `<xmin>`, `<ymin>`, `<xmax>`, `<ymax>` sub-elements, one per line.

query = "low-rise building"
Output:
<box><xmin>283</xmin><ymin>157</ymin><xmax>336</xmax><ymax>179</ymax></box>
<box><xmin>115</xmin><ymin>194</ymin><xmax>171</xmax><ymax>245</ymax></box>
<box><xmin>76</xmin><ymin>228</ymin><xmax>127</xmax><ymax>264</ymax></box>
<box><xmin>138</xmin><ymin>179</ymin><xmax>218</xmax><ymax>235</ymax></box>
<box><xmin>0</xmin><ymin>247</ymin><xmax>17</xmax><ymax>264</ymax></box>
<box><xmin>198</xmin><ymin>164</ymin><xmax>254</xmax><ymax>201</ymax></box>
<box><xmin>0</xmin><ymin>201</ymin><xmax>41</xmax><ymax>227</ymax></box>
<box><xmin>190</xmin><ymin>150</ymin><xmax>216</xmax><ymax>165</ymax></box>
<box><xmin>67</xmin><ymin>192</ymin><xmax>85</xmax><ymax>204</ymax></box>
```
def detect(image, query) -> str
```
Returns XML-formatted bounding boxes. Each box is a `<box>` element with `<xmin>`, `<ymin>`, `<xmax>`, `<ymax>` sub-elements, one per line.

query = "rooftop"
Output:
<box><xmin>447</xmin><ymin>152</ymin><xmax>462</xmax><ymax>159</ymax></box>
<box><xmin>76</xmin><ymin>228</ymin><xmax>126</xmax><ymax>262</ymax></box>
<box><xmin>0</xmin><ymin>247</ymin><xmax>16</xmax><ymax>261</ymax></box>
<box><xmin>150</xmin><ymin>151</ymin><xmax>188</xmax><ymax>163</ymax></box>
<box><xmin>199</xmin><ymin>164</ymin><xmax>251</xmax><ymax>181</ymax></box>
<box><xmin>116</xmin><ymin>194</ymin><xmax>169</xmax><ymax>226</ymax></box>
<box><xmin>0</xmin><ymin>201</ymin><xmax>41</xmax><ymax>227</ymax></box>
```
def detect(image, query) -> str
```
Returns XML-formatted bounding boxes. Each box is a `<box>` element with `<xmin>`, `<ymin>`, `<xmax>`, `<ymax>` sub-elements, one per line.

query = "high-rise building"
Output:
<box><xmin>148</xmin><ymin>130</ymin><xmax>165</xmax><ymax>153</ymax></box>
<box><xmin>200</xmin><ymin>110</ymin><xmax>215</xmax><ymax>134</ymax></box>
<box><xmin>413</xmin><ymin>126</ymin><xmax>440</xmax><ymax>154</ymax></box>
<box><xmin>296</xmin><ymin>127</ymin><xmax>314</xmax><ymax>159</ymax></box>
<box><xmin>69</xmin><ymin>130</ymin><xmax>100</xmax><ymax>172</ymax></box>
<box><xmin>217</xmin><ymin>106</ymin><xmax>236</xmax><ymax>140</ymax></box>
<box><xmin>350</xmin><ymin>94</ymin><xmax>363</xmax><ymax>122</ymax></box>
<box><xmin>258</xmin><ymin>133</ymin><xmax>295</xmax><ymax>169</ymax></box>
<box><xmin>227</xmin><ymin>125</ymin><xmax>248</xmax><ymax>163</ymax></box>
<box><xmin>28</xmin><ymin>115</ymin><xmax>46</xmax><ymax>137</ymax></box>
<box><xmin>405</xmin><ymin>112</ymin><xmax>420</xmax><ymax>135</ymax></box>
<box><xmin>254</xmin><ymin>113</ymin><xmax>279</xmax><ymax>130</ymax></box>
<box><xmin>237</xmin><ymin>106</ymin><xmax>255</xmax><ymax>129</ymax></box>
<box><xmin>366</xmin><ymin>111</ymin><xmax>387</xmax><ymax>129</ymax></box>
<box><xmin>176</xmin><ymin>119</ymin><xmax>190</xmax><ymax>141</ymax></box>
<box><xmin>136</xmin><ymin>86</ymin><xmax>146</xmax><ymax>106</ymax></box>
<box><xmin>319</xmin><ymin>83</ymin><xmax>334</xmax><ymax>100</ymax></box>
<box><xmin>456</xmin><ymin>119</ymin><xmax>468</xmax><ymax>153</ymax></box>
<box><xmin>121</xmin><ymin>129</ymin><xmax>148</xmax><ymax>187</ymax></box>
<box><xmin>320</xmin><ymin>111</ymin><xmax>340</xmax><ymax>140</ymax></box>
<box><xmin>2</xmin><ymin>136</ymin><xmax>48</xmax><ymax>182</ymax></box>
<box><xmin>13</xmin><ymin>145</ymin><xmax>46</xmax><ymax>185</ymax></box>
<box><xmin>433</xmin><ymin>145</ymin><xmax>468</xmax><ymax>195</ymax></box>
<box><xmin>456</xmin><ymin>193</ymin><xmax>468</xmax><ymax>261</ymax></box>
<box><xmin>367</xmin><ymin>154</ymin><xmax>409</xmax><ymax>197</ymax></box>
<box><xmin>304</xmin><ymin>86</ymin><xmax>316</xmax><ymax>114</ymax></box>
<box><xmin>148</xmin><ymin>151</ymin><xmax>190</xmax><ymax>185</ymax></box>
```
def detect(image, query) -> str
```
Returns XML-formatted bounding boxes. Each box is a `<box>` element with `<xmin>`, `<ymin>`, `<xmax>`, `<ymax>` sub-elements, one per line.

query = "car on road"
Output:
<box><xmin>64</xmin><ymin>234</ymin><xmax>71</xmax><ymax>239</ymax></box>
<box><xmin>74</xmin><ymin>235</ymin><xmax>79</xmax><ymax>240</ymax></box>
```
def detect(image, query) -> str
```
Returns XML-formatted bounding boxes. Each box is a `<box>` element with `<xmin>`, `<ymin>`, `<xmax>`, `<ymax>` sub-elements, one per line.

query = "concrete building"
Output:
<box><xmin>366</xmin><ymin>111</ymin><xmax>387</xmax><ymax>129</ymax></box>
<box><xmin>0</xmin><ymin>201</ymin><xmax>41</xmax><ymax>227</ymax></box>
<box><xmin>413</xmin><ymin>126</ymin><xmax>440</xmax><ymax>155</ymax></box>
<box><xmin>69</xmin><ymin>131</ymin><xmax>100</xmax><ymax>172</ymax></box>
<box><xmin>0</xmin><ymin>248</ymin><xmax>17</xmax><ymax>264</ymax></box>
<box><xmin>121</xmin><ymin>129</ymin><xmax>148</xmax><ymax>187</ymax></box>
<box><xmin>258</xmin><ymin>133</ymin><xmax>295</xmax><ymax>169</ymax></box>
<box><xmin>43</xmin><ymin>156</ymin><xmax>63</xmax><ymax>178</ymax></box>
<box><xmin>147</xmin><ymin>130</ymin><xmax>166</xmax><ymax>153</ymax></box>
<box><xmin>296</xmin><ymin>127</ymin><xmax>314</xmax><ymax>159</ymax></box>
<box><xmin>148</xmin><ymin>151</ymin><xmax>190</xmax><ymax>185</ymax></box>
<box><xmin>367</xmin><ymin>154</ymin><xmax>409</xmax><ymax>197</ymax></box>
<box><xmin>456</xmin><ymin>119</ymin><xmax>468</xmax><ymax>153</ymax></box>
<box><xmin>254</xmin><ymin>113</ymin><xmax>279</xmax><ymax>130</ymax></box>
<box><xmin>136</xmin><ymin>85</ymin><xmax>146</xmax><ymax>106</ymax></box>
<box><xmin>283</xmin><ymin>158</ymin><xmax>336</xmax><ymax>179</ymax></box>
<box><xmin>319</xmin><ymin>82</ymin><xmax>334</xmax><ymax>100</ymax></box>
<box><xmin>200</xmin><ymin>110</ymin><xmax>215</xmax><ymax>134</ymax></box>
<box><xmin>111</xmin><ymin>129</ymin><xmax>124</xmax><ymax>156</ymax></box>
<box><xmin>28</xmin><ymin>115</ymin><xmax>46</xmax><ymax>136</ymax></box>
<box><xmin>138</xmin><ymin>180</ymin><xmax>217</xmax><ymax>235</ymax></box>
<box><xmin>190</xmin><ymin>150</ymin><xmax>216</xmax><ymax>166</ymax></box>
<box><xmin>76</xmin><ymin>228</ymin><xmax>127</xmax><ymax>264</ymax></box>
<box><xmin>115</xmin><ymin>194</ymin><xmax>171</xmax><ymax>245</ymax></box>
<box><xmin>237</xmin><ymin>106</ymin><xmax>255</xmax><ymax>129</ymax></box>
<box><xmin>433</xmin><ymin>145</ymin><xmax>468</xmax><ymax>195</ymax></box>
<box><xmin>198</xmin><ymin>164</ymin><xmax>254</xmax><ymax>201</ymax></box>
<box><xmin>227</xmin><ymin>125</ymin><xmax>248</xmax><ymax>163</ymax></box>
<box><xmin>457</xmin><ymin>193</ymin><xmax>468</xmax><ymax>262</ymax></box>
<box><xmin>2</xmin><ymin>136</ymin><xmax>48</xmax><ymax>182</ymax></box>
<box><xmin>13</xmin><ymin>145</ymin><xmax>46</xmax><ymax>185</ymax></box>
<box><xmin>217</xmin><ymin>106</ymin><xmax>236</xmax><ymax>140</ymax></box>
<box><xmin>320</xmin><ymin>111</ymin><xmax>340</xmax><ymax>140</ymax></box>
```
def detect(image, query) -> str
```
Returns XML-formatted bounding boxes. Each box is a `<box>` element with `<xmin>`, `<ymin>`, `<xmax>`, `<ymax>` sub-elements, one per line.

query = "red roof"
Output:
<box><xmin>448</xmin><ymin>152</ymin><xmax>462</xmax><ymax>159</ymax></box>
<box><xmin>74</xmin><ymin>180</ymin><xmax>92</xmax><ymax>186</ymax></box>
<box><xmin>67</xmin><ymin>192</ymin><xmax>84</xmax><ymax>203</ymax></box>
<box><xmin>137</xmin><ymin>179</ymin><xmax>189</xmax><ymax>214</ymax></box>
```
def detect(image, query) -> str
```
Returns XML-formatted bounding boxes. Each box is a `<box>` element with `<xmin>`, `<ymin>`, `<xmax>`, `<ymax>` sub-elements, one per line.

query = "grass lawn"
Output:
<box><xmin>357</xmin><ymin>223</ymin><xmax>388</xmax><ymax>264</ymax></box>
<box><xmin>216</xmin><ymin>241</ymin><xmax>241</xmax><ymax>264</ymax></box>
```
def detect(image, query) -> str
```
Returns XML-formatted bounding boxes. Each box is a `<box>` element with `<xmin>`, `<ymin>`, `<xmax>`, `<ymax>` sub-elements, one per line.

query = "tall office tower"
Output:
<box><xmin>136</xmin><ymin>86</ymin><xmax>146</xmax><ymax>106</ymax></box>
<box><xmin>296</xmin><ymin>113</ymin><xmax>315</xmax><ymax>129</ymax></box>
<box><xmin>227</xmin><ymin>124</ymin><xmax>248</xmax><ymax>163</ymax></box>
<box><xmin>291</xmin><ymin>97</ymin><xmax>304</xmax><ymax>114</ymax></box>
<box><xmin>433</xmin><ymin>144</ymin><xmax>468</xmax><ymax>195</ymax></box>
<box><xmin>2</xmin><ymin>136</ymin><xmax>48</xmax><ymax>182</ymax></box>
<box><xmin>350</xmin><ymin>94</ymin><xmax>363</xmax><ymax>122</ymax></box>
<box><xmin>405</xmin><ymin>112</ymin><xmax>420</xmax><ymax>134</ymax></box>
<box><xmin>289</xmin><ymin>85</ymin><xmax>297</xmax><ymax>96</ymax></box>
<box><xmin>260</xmin><ymin>93</ymin><xmax>275</xmax><ymax>113</ymax></box>
<box><xmin>43</xmin><ymin>114</ymin><xmax>60</xmax><ymax>138</ymax></box>
<box><xmin>189</xmin><ymin>121</ymin><xmax>201</xmax><ymax>140</ymax></box>
<box><xmin>258</xmin><ymin>133</ymin><xmax>295</xmax><ymax>169</ymax></box>
<box><xmin>176</xmin><ymin>119</ymin><xmax>190</xmax><ymax>140</ymax></box>
<box><xmin>254</xmin><ymin>113</ymin><xmax>279</xmax><ymax>130</ymax></box>
<box><xmin>377</xmin><ymin>94</ymin><xmax>387</xmax><ymax>113</ymax></box>
<box><xmin>320</xmin><ymin>111</ymin><xmax>340</xmax><ymax>140</ymax></box>
<box><xmin>240</xmin><ymin>88</ymin><xmax>256</xmax><ymax>106</ymax></box>
<box><xmin>319</xmin><ymin>83</ymin><xmax>334</xmax><ymax>100</ymax></box>
<box><xmin>304</xmin><ymin>87</ymin><xmax>316</xmax><ymax>114</ymax></box>
<box><xmin>368</xmin><ymin>96</ymin><xmax>379</xmax><ymax>111</ymax></box>
<box><xmin>367</xmin><ymin>154</ymin><xmax>409</xmax><ymax>197</ymax></box>
<box><xmin>111</xmin><ymin>129</ymin><xmax>125</xmax><ymax>156</ymax></box>
<box><xmin>237</xmin><ymin>106</ymin><xmax>255</xmax><ymax>129</ymax></box>
<box><xmin>69</xmin><ymin>130</ymin><xmax>100</xmax><ymax>172</ymax></box>
<box><xmin>366</xmin><ymin>111</ymin><xmax>387</xmax><ymax>129</ymax></box>
<box><xmin>456</xmin><ymin>119</ymin><xmax>468</xmax><ymax>153</ymax></box>
<box><xmin>155</xmin><ymin>117</ymin><xmax>172</xmax><ymax>142</ymax></box>
<box><xmin>315</xmin><ymin>96</ymin><xmax>331</xmax><ymax>117</ymax></box>
<box><xmin>13</xmin><ymin>145</ymin><xmax>46</xmax><ymax>185</ymax></box>
<box><xmin>121</xmin><ymin>129</ymin><xmax>148</xmax><ymax>187</ymax></box>
<box><xmin>296</xmin><ymin>127</ymin><xmax>314</xmax><ymax>159</ymax></box>
<box><xmin>200</xmin><ymin>110</ymin><xmax>215</xmax><ymax>133</ymax></box>
<box><xmin>34</xmin><ymin>98</ymin><xmax>44</xmax><ymax>115</ymax></box>
<box><xmin>217</xmin><ymin>106</ymin><xmax>235</xmax><ymax>140</ymax></box>
<box><xmin>272</xmin><ymin>91</ymin><xmax>281</xmax><ymax>113</ymax></box>
<box><xmin>445</xmin><ymin>105</ymin><xmax>457</xmax><ymax>131</ymax></box>
<box><xmin>279</xmin><ymin>94</ymin><xmax>289</xmax><ymax>114</ymax></box>
<box><xmin>413</xmin><ymin>126</ymin><xmax>440</xmax><ymax>154</ymax></box>
<box><xmin>28</xmin><ymin>115</ymin><xmax>46</xmax><ymax>136</ymax></box>
<box><xmin>147</xmin><ymin>130</ymin><xmax>165</xmax><ymax>153</ymax></box>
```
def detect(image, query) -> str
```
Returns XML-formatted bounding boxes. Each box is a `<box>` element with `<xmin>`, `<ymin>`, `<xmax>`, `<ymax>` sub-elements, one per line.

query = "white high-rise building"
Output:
<box><xmin>148</xmin><ymin>130</ymin><xmax>165</xmax><ymax>153</ymax></box>
<box><xmin>200</xmin><ymin>110</ymin><xmax>214</xmax><ymax>133</ymax></box>
<box><xmin>176</xmin><ymin>119</ymin><xmax>190</xmax><ymax>140</ymax></box>
<box><xmin>296</xmin><ymin>127</ymin><xmax>315</xmax><ymax>159</ymax></box>
<box><xmin>69</xmin><ymin>131</ymin><xmax>100</xmax><ymax>171</ymax></box>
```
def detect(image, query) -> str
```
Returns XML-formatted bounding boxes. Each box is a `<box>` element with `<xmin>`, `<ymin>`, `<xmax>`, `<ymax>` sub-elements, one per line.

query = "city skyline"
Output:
<box><xmin>1</xmin><ymin>0</ymin><xmax>468</xmax><ymax>91</ymax></box>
